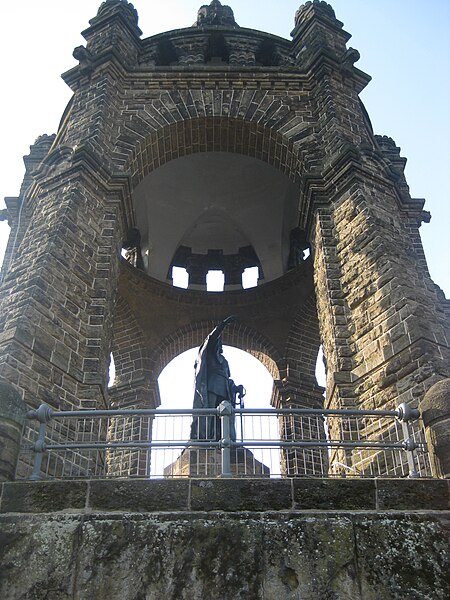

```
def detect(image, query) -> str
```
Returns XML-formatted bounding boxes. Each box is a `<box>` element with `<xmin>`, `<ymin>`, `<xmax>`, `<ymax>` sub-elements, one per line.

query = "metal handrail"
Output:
<box><xmin>26</xmin><ymin>406</ymin><xmax>405</xmax><ymax>420</ymax></box>
<box><xmin>21</xmin><ymin>401</ymin><xmax>425</xmax><ymax>480</ymax></box>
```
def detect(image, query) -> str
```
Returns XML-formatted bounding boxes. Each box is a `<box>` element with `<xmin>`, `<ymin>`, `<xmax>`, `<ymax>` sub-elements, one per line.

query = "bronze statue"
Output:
<box><xmin>190</xmin><ymin>316</ymin><xmax>245</xmax><ymax>441</ymax></box>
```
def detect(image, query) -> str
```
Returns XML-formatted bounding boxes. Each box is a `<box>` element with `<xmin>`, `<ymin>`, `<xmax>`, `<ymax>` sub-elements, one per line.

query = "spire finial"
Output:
<box><xmin>195</xmin><ymin>0</ymin><xmax>238</xmax><ymax>28</ymax></box>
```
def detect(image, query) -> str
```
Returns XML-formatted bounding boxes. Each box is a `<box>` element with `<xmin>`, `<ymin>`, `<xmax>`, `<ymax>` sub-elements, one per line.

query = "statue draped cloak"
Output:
<box><xmin>190</xmin><ymin>323</ymin><xmax>236</xmax><ymax>441</ymax></box>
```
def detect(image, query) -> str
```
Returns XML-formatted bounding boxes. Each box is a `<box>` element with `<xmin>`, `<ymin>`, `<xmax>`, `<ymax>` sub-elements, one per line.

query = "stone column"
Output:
<box><xmin>420</xmin><ymin>379</ymin><xmax>450</xmax><ymax>478</ymax></box>
<box><xmin>0</xmin><ymin>153</ymin><xmax>126</xmax><ymax>410</ymax></box>
<box><xmin>312</xmin><ymin>180</ymin><xmax>450</xmax><ymax>419</ymax></box>
<box><xmin>0</xmin><ymin>380</ymin><xmax>28</xmax><ymax>481</ymax></box>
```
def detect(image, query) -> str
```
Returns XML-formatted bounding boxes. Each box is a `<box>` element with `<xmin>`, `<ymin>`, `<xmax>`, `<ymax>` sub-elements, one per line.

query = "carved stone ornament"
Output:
<box><xmin>33</xmin><ymin>134</ymin><xmax>56</xmax><ymax>150</ymax></box>
<box><xmin>176</xmin><ymin>40</ymin><xmax>206</xmax><ymax>65</ymax></box>
<box><xmin>195</xmin><ymin>0</ymin><xmax>239</xmax><ymax>28</ymax></box>
<box><xmin>96</xmin><ymin>0</ymin><xmax>139</xmax><ymax>28</ymax></box>
<box><xmin>341</xmin><ymin>47</ymin><xmax>360</xmax><ymax>74</ymax></box>
<box><xmin>295</xmin><ymin>1</ymin><xmax>336</xmax><ymax>26</ymax></box>
<box><xmin>229</xmin><ymin>40</ymin><xmax>258</xmax><ymax>66</ymax></box>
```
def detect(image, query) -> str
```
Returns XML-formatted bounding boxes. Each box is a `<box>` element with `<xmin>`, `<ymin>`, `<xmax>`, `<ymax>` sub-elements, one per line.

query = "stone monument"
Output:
<box><xmin>0</xmin><ymin>0</ymin><xmax>448</xmax><ymax>479</ymax></box>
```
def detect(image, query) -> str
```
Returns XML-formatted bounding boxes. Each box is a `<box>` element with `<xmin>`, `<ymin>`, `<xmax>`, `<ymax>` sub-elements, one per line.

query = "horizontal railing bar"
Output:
<box><xmin>43</xmin><ymin>441</ymin><xmax>221</xmax><ymax>450</ymax></box>
<box><xmin>30</xmin><ymin>440</ymin><xmax>413</xmax><ymax>452</ymax></box>
<box><xmin>27</xmin><ymin>408</ymin><xmax>219</xmax><ymax>419</ymax></box>
<box><xmin>237</xmin><ymin>408</ymin><xmax>400</xmax><ymax>417</ymax></box>
<box><xmin>232</xmin><ymin>441</ymin><xmax>408</xmax><ymax>449</ymax></box>
<box><xmin>26</xmin><ymin>406</ymin><xmax>402</xmax><ymax>420</ymax></box>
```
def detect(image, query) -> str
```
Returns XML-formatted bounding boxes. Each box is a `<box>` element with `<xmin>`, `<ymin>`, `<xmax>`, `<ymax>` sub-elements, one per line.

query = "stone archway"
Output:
<box><xmin>112</xmin><ymin>256</ymin><xmax>320</xmax><ymax>411</ymax></box>
<box><xmin>123</xmin><ymin>117</ymin><xmax>310</xmax><ymax>189</ymax></box>
<box><xmin>106</xmin><ymin>106</ymin><xmax>324</xmax><ymax>417</ymax></box>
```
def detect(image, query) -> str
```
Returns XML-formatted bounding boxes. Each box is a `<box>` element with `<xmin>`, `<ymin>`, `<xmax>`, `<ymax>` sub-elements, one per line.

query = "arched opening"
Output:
<box><xmin>205</xmin><ymin>33</ymin><xmax>230</xmax><ymax>64</ymax></box>
<box><xmin>172</xmin><ymin>265</ymin><xmax>189</xmax><ymax>289</ymax></box>
<box><xmin>152</xmin><ymin>345</ymin><xmax>279</xmax><ymax>477</ymax></box>
<box><xmin>0</xmin><ymin>217</ymin><xmax>10</xmax><ymax>276</ymax></box>
<box><xmin>206</xmin><ymin>270</ymin><xmax>224</xmax><ymax>292</ymax></box>
<box><xmin>315</xmin><ymin>345</ymin><xmax>326</xmax><ymax>388</ymax></box>
<box><xmin>242</xmin><ymin>266</ymin><xmax>259</xmax><ymax>289</ymax></box>
<box><xmin>130</xmin><ymin>146</ymin><xmax>302</xmax><ymax>290</ymax></box>
<box><xmin>255</xmin><ymin>39</ymin><xmax>280</xmax><ymax>67</ymax></box>
<box><xmin>155</xmin><ymin>38</ymin><xmax>178</xmax><ymax>66</ymax></box>
<box><xmin>108</xmin><ymin>353</ymin><xmax>116</xmax><ymax>388</ymax></box>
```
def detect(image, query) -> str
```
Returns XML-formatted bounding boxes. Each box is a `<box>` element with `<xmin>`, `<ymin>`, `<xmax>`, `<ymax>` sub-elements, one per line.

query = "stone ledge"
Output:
<box><xmin>293</xmin><ymin>478</ymin><xmax>376</xmax><ymax>510</ymax></box>
<box><xmin>0</xmin><ymin>478</ymin><xmax>448</xmax><ymax>514</ymax></box>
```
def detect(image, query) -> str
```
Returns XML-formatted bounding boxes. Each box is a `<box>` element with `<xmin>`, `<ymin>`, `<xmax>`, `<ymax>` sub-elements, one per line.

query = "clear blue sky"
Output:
<box><xmin>1</xmin><ymin>0</ymin><xmax>448</xmax><ymax>295</ymax></box>
<box><xmin>0</xmin><ymin>1</ymin><xmax>448</xmax><ymax>402</ymax></box>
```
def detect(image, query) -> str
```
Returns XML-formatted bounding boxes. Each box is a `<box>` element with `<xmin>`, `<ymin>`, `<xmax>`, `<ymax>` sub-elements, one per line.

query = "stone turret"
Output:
<box><xmin>95</xmin><ymin>0</ymin><xmax>139</xmax><ymax>28</ymax></box>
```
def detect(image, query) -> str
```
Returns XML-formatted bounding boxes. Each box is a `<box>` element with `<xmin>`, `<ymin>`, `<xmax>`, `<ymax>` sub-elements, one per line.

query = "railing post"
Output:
<box><xmin>397</xmin><ymin>402</ymin><xmax>420</xmax><ymax>478</ymax></box>
<box><xmin>218</xmin><ymin>400</ymin><xmax>233</xmax><ymax>478</ymax></box>
<box><xmin>29</xmin><ymin>404</ymin><xmax>53</xmax><ymax>481</ymax></box>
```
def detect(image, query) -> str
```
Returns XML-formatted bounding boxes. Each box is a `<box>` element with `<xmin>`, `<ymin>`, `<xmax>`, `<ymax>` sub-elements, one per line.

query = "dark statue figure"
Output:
<box><xmin>190</xmin><ymin>316</ymin><xmax>245</xmax><ymax>442</ymax></box>
<box><xmin>122</xmin><ymin>227</ymin><xmax>145</xmax><ymax>270</ymax></box>
<box><xmin>287</xmin><ymin>227</ymin><xmax>310</xmax><ymax>270</ymax></box>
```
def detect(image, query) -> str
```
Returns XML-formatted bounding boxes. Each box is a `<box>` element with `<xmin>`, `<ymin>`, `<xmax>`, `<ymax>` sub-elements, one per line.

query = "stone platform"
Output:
<box><xmin>0</xmin><ymin>478</ymin><xmax>449</xmax><ymax>599</ymax></box>
<box><xmin>164</xmin><ymin>447</ymin><xmax>270</xmax><ymax>477</ymax></box>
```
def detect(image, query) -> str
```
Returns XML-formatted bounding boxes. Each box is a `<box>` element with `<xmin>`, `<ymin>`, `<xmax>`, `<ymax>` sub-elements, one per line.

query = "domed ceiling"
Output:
<box><xmin>132</xmin><ymin>152</ymin><xmax>301</xmax><ymax>286</ymax></box>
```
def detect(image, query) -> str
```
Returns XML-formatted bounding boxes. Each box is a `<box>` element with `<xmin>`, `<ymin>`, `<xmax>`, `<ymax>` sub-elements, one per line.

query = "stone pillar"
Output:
<box><xmin>0</xmin><ymin>136</ymin><xmax>56</xmax><ymax>283</ymax></box>
<box><xmin>312</xmin><ymin>182</ymin><xmax>450</xmax><ymax>414</ymax></box>
<box><xmin>83</xmin><ymin>0</ymin><xmax>142</xmax><ymax>68</ymax></box>
<box><xmin>0</xmin><ymin>153</ymin><xmax>126</xmax><ymax>410</ymax></box>
<box><xmin>420</xmin><ymin>379</ymin><xmax>450</xmax><ymax>478</ymax></box>
<box><xmin>0</xmin><ymin>379</ymin><xmax>27</xmax><ymax>481</ymax></box>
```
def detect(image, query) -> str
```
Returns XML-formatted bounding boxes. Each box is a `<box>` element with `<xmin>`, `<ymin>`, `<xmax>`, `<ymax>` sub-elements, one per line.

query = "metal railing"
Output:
<box><xmin>17</xmin><ymin>401</ymin><xmax>431</xmax><ymax>480</ymax></box>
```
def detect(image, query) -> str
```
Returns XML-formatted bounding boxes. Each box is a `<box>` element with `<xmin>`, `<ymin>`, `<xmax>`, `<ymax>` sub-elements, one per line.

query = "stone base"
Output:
<box><xmin>1</xmin><ymin>480</ymin><xmax>449</xmax><ymax>600</ymax></box>
<box><xmin>164</xmin><ymin>447</ymin><xmax>270</xmax><ymax>478</ymax></box>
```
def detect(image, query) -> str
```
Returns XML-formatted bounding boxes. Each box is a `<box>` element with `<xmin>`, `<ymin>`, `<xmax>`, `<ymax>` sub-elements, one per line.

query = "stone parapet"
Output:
<box><xmin>1</xmin><ymin>478</ymin><xmax>448</xmax><ymax>514</ymax></box>
<box><xmin>0</xmin><ymin>479</ymin><xmax>449</xmax><ymax>600</ymax></box>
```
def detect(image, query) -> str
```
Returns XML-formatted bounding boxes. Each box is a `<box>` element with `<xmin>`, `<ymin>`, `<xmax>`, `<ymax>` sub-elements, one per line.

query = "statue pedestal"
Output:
<box><xmin>164</xmin><ymin>447</ymin><xmax>270</xmax><ymax>478</ymax></box>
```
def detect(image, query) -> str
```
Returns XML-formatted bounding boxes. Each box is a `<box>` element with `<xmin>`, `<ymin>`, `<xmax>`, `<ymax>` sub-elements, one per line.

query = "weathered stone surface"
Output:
<box><xmin>376</xmin><ymin>479</ymin><xmax>450</xmax><ymax>511</ymax></box>
<box><xmin>190</xmin><ymin>478</ymin><xmax>292</xmax><ymax>511</ymax></box>
<box><xmin>420</xmin><ymin>378</ymin><xmax>450</xmax><ymax>478</ymax></box>
<box><xmin>0</xmin><ymin>480</ymin><xmax>88</xmax><ymax>513</ymax></box>
<box><xmin>2</xmin><ymin>478</ymin><xmax>448</xmax><ymax>515</ymax></box>
<box><xmin>0</xmin><ymin>380</ymin><xmax>28</xmax><ymax>481</ymax></box>
<box><xmin>0</xmin><ymin>514</ymin><xmax>81</xmax><ymax>600</ymax></box>
<box><xmin>0</xmin><ymin>511</ymin><xmax>448</xmax><ymax>600</ymax></box>
<box><xmin>353</xmin><ymin>514</ymin><xmax>450</xmax><ymax>600</ymax></box>
<box><xmin>293</xmin><ymin>478</ymin><xmax>376</xmax><ymax>510</ymax></box>
<box><xmin>89</xmin><ymin>479</ymin><xmax>189</xmax><ymax>512</ymax></box>
<box><xmin>0</xmin><ymin>479</ymin><xmax>448</xmax><ymax>598</ymax></box>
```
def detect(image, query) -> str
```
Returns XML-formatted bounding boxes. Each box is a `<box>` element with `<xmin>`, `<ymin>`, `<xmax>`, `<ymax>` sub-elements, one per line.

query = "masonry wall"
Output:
<box><xmin>0</xmin><ymin>479</ymin><xmax>448</xmax><ymax>600</ymax></box>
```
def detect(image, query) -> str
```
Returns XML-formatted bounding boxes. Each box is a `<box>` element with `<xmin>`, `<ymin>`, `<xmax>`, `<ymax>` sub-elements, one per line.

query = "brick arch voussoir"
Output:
<box><xmin>150</xmin><ymin>320</ymin><xmax>283</xmax><ymax>383</ymax></box>
<box><xmin>110</xmin><ymin>296</ymin><xmax>152</xmax><ymax>387</ymax></box>
<box><xmin>286</xmin><ymin>290</ymin><xmax>322</xmax><ymax>386</ymax></box>
<box><xmin>117</xmin><ymin>115</ymin><xmax>317</xmax><ymax>192</ymax></box>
